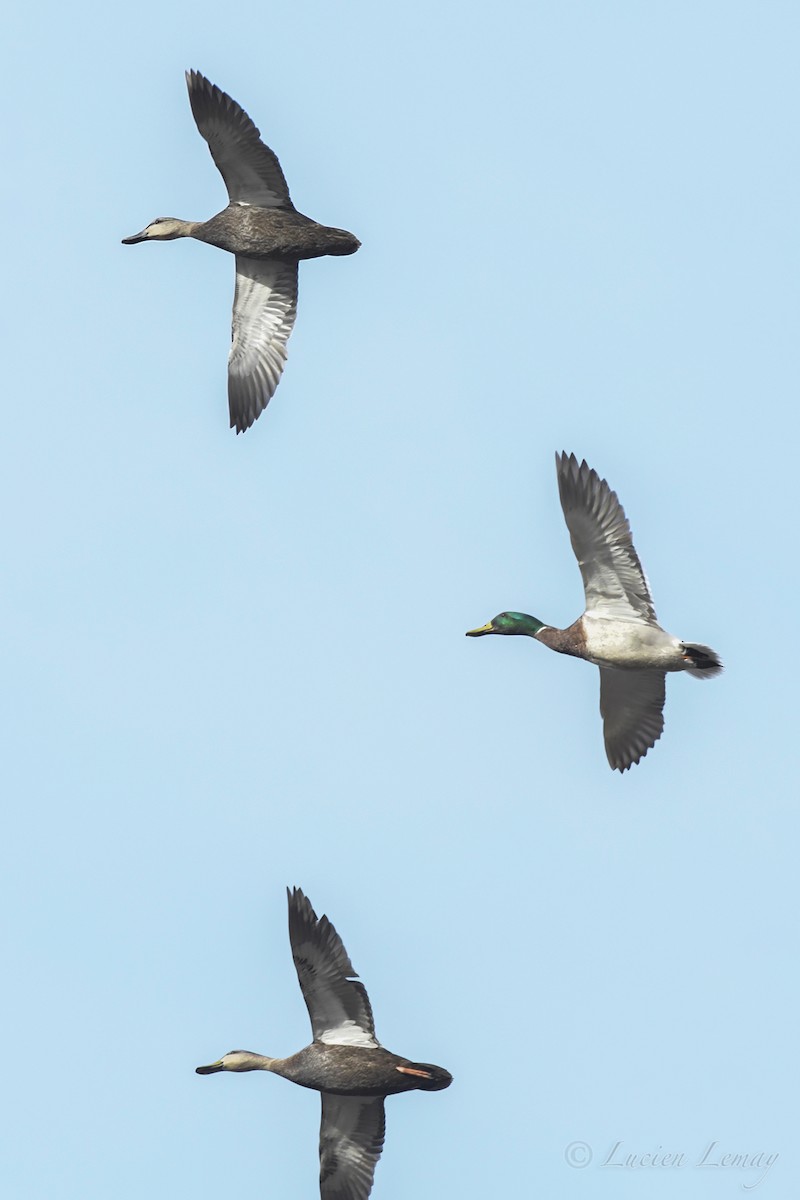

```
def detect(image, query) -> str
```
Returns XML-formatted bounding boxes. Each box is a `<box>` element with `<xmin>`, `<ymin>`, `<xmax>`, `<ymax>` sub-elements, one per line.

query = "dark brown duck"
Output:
<box><xmin>123</xmin><ymin>71</ymin><xmax>360</xmax><ymax>433</ymax></box>
<box><xmin>196</xmin><ymin>887</ymin><xmax>451</xmax><ymax>1200</ymax></box>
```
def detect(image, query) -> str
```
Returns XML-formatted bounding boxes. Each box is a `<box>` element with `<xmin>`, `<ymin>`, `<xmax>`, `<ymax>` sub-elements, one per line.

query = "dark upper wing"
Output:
<box><xmin>556</xmin><ymin>452</ymin><xmax>657</xmax><ymax>624</ymax></box>
<box><xmin>287</xmin><ymin>888</ymin><xmax>379</xmax><ymax>1048</ymax></box>
<box><xmin>228</xmin><ymin>256</ymin><xmax>298</xmax><ymax>432</ymax></box>
<box><xmin>319</xmin><ymin>1094</ymin><xmax>386</xmax><ymax>1200</ymax></box>
<box><xmin>186</xmin><ymin>71</ymin><xmax>294</xmax><ymax>209</ymax></box>
<box><xmin>599</xmin><ymin>667</ymin><xmax>666</xmax><ymax>771</ymax></box>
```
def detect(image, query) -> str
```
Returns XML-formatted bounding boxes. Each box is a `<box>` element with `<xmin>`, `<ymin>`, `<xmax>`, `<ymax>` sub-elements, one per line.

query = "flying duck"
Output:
<box><xmin>123</xmin><ymin>71</ymin><xmax>360</xmax><ymax>432</ymax></box>
<box><xmin>467</xmin><ymin>452</ymin><xmax>722</xmax><ymax>771</ymax></box>
<box><xmin>197</xmin><ymin>888</ymin><xmax>451</xmax><ymax>1199</ymax></box>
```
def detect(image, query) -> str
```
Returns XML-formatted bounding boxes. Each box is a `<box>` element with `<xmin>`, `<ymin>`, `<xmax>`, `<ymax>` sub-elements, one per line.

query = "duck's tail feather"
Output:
<box><xmin>681</xmin><ymin>642</ymin><xmax>723</xmax><ymax>679</ymax></box>
<box><xmin>406</xmin><ymin>1062</ymin><xmax>453</xmax><ymax>1091</ymax></box>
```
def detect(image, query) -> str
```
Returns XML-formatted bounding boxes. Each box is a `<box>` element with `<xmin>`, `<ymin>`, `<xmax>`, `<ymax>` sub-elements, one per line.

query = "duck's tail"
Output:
<box><xmin>681</xmin><ymin>642</ymin><xmax>723</xmax><ymax>679</ymax></box>
<box><xmin>402</xmin><ymin>1062</ymin><xmax>453</xmax><ymax>1091</ymax></box>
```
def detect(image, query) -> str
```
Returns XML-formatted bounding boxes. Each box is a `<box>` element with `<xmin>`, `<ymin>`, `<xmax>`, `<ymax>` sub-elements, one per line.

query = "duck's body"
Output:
<box><xmin>539</xmin><ymin>616</ymin><xmax>714</xmax><ymax>674</ymax></box>
<box><xmin>123</xmin><ymin>71</ymin><xmax>359</xmax><ymax>432</ymax></box>
<box><xmin>467</xmin><ymin>453</ymin><xmax>722</xmax><ymax>771</ymax></box>
<box><xmin>203</xmin><ymin>1042</ymin><xmax>452</xmax><ymax>1097</ymax></box>
<box><xmin>171</xmin><ymin>205</ymin><xmax>359</xmax><ymax>261</ymax></box>
<box><xmin>197</xmin><ymin>888</ymin><xmax>451</xmax><ymax>1200</ymax></box>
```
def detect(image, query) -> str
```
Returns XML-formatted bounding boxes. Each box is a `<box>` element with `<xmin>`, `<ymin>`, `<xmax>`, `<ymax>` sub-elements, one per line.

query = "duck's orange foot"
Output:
<box><xmin>396</xmin><ymin>1065</ymin><xmax>433</xmax><ymax>1079</ymax></box>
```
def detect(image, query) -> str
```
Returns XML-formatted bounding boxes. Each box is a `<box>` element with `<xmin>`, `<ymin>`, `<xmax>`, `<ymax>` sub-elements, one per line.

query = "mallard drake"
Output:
<box><xmin>467</xmin><ymin>452</ymin><xmax>722</xmax><ymax>771</ymax></box>
<box><xmin>123</xmin><ymin>71</ymin><xmax>360</xmax><ymax>433</ymax></box>
<box><xmin>197</xmin><ymin>888</ymin><xmax>451</xmax><ymax>1200</ymax></box>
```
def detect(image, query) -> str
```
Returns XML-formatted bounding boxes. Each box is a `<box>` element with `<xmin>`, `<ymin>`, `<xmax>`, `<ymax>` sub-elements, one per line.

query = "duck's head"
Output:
<box><xmin>466</xmin><ymin>612</ymin><xmax>546</xmax><ymax>637</ymax></box>
<box><xmin>122</xmin><ymin>217</ymin><xmax>192</xmax><ymax>244</ymax></box>
<box><xmin>196</xmin><ymin>1050</ymin><xmax>273</xmax><ymax>1074</ymax></box>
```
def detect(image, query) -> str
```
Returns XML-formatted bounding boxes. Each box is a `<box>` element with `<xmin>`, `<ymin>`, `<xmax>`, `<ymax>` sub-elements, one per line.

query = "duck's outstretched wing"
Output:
<box><xmin>599</xmin><ymin>667</ymin><xmax>665</xmax><ymax>771</ymax></box>
<box><xmin>556</xmin><ymin>452</ymin><xmax>657</xmax><ymax>624</ymax></box>
<box><xmin>320</xmin><ymin>1094</ymin><xmax>386</xmax><ymax>1200</ymax></box>
<box><xmin>186</xmin><ymin>71</ymin><xmax>294</xmax><ymax>209</ymax></box>
<box><xmin>228</xmin><ymin>257</ymin><xmax>298</xmax><ymax>433</ymax></box>
<box><xmin>287</xmin><ymin>888</ymin><xmax>379</xmax><ymax>1048</ymax></box>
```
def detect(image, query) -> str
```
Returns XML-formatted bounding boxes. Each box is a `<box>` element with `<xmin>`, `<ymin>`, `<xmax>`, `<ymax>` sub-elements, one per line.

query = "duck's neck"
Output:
<box><xmin>233</xmin><ymin>1051</ymin><xmax>281</xmax><ymax>1072</ymax></box>
<box><xmin>500</xmin><ymin>613</ymin><xmax>581</xmax><ymax>653</ymax></box>
<box><xmin>513</xmin><ymin>614</ymin><xmax>548</xmax><ymax>637</ymax></box>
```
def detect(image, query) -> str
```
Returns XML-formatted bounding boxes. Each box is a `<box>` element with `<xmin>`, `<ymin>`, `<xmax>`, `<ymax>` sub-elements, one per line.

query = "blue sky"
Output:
<box><xmin>2</xmin><ymin>1</ymin><xmax>797</xmax><ymax>1196</ymax></box>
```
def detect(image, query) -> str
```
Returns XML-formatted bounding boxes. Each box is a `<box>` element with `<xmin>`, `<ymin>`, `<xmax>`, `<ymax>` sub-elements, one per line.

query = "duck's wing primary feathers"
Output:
<box><xmin>319</xmin><ymin>1094</ymin><xmax>386</xmax><ymax>1200</ymax></box>
<box><xmin>186</xmin><ymin>71</ymin><xmax>294</xmax><ymax>209</ymax></box>
<box><xmin>228</xmin><ymin>256</ymin><xmax>298</xmax><ymax>433</ymax></box>
<box><xmin>556</xmin><ymin>452</ymin><xmax>657</xmax><ymax>624</ymax></box>
<box><xmin>599</xmin><ymin>667</ymin><xmax>665</xmax><ymax>771</ymax></box>
<box><xmin>288</xmin><ymin>887</ymin><xmax>379</xmax><ymax>1048</ymax></box>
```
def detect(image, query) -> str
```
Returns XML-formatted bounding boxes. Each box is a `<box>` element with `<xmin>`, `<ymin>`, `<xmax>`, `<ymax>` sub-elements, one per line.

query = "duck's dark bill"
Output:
<box><xmin>121</xmin><ymin>230</ymin><xmax>148</xmax><ymax>244</ymax></box>
<box><xmin>195</xmin><ymin>1060</ymin><xmax>224</xmax><ymax>1075</ymax></box>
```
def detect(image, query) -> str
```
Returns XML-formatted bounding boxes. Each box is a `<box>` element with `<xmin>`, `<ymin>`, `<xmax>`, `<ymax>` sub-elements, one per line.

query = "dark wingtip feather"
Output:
<box><xmin>230</xmin><ymin>407</ymin><xmax>255</xmax><ymax>435</ymax></box>
<box><xmin>556</xmin><ymin>450</ymin><xmax>605</xmax><ymax>495</ymax></box>
<box><xmin>286</xmin><ymin>887</ymin><xmax>361</xmax><ymax>980</ymax></box>
<box><xmin>185</xmin><ymin>69</ymin><xmax>210</xmax><ymax>98</ymax></box>
<box><xmin>287</xmin><ymin>884</ymin><xmax>313</xmax><ymax>919</ymax></box>
<box><xmin>610</xmin><ymin>745</ymin><xmax>650</xmax><ymax>773</ymax></box>
<box><xmin>185</xmin><ymin>70</ymin><xmax>264</xmax><ymax>143</ymax></box>
<box><xmin>607</xmin><ymin>720</ymin><xmax>664</xmax><ymax>772</ymax></box>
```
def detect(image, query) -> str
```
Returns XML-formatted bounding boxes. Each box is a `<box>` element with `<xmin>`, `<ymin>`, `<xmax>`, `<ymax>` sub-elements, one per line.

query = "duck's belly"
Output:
<box><xmin>581</xmin><ymin>618</ymin><xmax>679</xmax><ymax>671</ymax></box>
